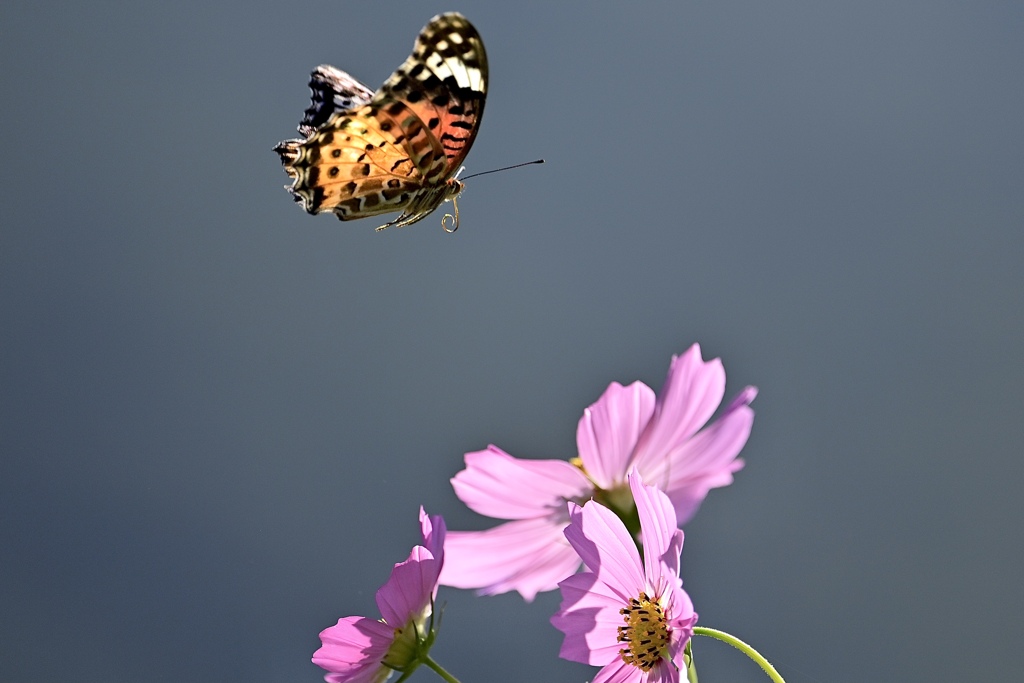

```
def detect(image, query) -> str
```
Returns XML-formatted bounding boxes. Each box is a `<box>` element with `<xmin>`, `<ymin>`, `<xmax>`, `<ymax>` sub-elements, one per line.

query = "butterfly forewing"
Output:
<box><xmin>376</xmin><ymin>12</ymin><xmax>488</xmax><ymax>176</ymax></box>
<box><xmin>274</xmin><ymin>13</ymin><xmax>488</xmax><ymax>230</ymax></box>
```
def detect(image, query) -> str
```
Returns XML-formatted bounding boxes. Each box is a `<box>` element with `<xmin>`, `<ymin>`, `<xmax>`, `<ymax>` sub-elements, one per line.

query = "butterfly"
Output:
<box><xmin>274</xmin><ymin>12</ymin><xmax>487</xmax><ymax>232</ymax></box>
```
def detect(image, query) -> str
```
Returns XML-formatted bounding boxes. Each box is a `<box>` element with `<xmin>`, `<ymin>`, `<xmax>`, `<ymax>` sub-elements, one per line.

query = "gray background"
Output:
<box><xmin>2</xmin><ymin>1</ymin><xmax>1022</xmax><ymax>681</ymax></box>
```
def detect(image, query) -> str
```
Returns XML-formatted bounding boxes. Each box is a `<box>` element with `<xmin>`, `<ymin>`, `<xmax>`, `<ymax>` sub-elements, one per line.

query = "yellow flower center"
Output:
<box><xmin>617</xmin><ymin>592</ymin><xmax>670</xmax><ymax>671</ymax></box>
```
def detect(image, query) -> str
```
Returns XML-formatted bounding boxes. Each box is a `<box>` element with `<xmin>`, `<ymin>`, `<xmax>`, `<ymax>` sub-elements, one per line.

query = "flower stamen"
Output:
<box><xmin>617</xmin><ymin>592</ymin><xmax>670</xmax><ymax>671</ymax></box>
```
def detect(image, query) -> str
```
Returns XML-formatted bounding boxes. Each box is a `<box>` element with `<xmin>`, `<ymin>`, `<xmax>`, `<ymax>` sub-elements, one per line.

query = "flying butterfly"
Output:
<box><xmin>274</xmin><ymin>12</ymin><xmax>487</xmax><ymax>232</ymax></box>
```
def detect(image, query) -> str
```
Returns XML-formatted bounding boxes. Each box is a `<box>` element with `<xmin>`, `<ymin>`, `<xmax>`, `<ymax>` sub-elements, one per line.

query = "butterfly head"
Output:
<box><xmin>447</xmin><ymin>165</ymin><xmax>468</xmax><ymax>196</ymax></box>
<box><xmin>444</xmin><ymin>177</ymin><xmax>466</xmax><ymax>201</ymax></box>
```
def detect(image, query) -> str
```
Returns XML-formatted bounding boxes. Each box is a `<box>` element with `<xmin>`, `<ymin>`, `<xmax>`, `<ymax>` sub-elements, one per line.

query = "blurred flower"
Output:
<box><xmin>440</xmin><ymin>344</ymin><xmax>755</xmax><ymax>600</ymax></box>
<box><xmin>551</xmin><ymin>473</ymin><xmax>697</xmax><ymax>683</ymax></box>
<box><xmin>313</xmin><ymin>509</ymin><xmax>445</xmax><ymax>683</ymax></box>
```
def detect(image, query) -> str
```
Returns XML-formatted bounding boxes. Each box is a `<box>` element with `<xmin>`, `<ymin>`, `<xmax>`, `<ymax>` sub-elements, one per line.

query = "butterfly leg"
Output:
<box><xmin>375</xmin><ymin>210</ymin><xmax>431</xmax><ymax>232</ymax></box>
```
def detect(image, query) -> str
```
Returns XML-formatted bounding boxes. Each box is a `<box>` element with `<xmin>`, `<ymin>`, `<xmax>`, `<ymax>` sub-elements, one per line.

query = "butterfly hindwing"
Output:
<box><xmin>294</xmin><ymin>112</ymin><xmax>424</xmax><ymax>219</ymax></box>
<box><xmin>298</xmin><ymin>65</ymin><xmax>374</xmax><ymax>137</ymax></box>
<box><xmin>274</xmin><ymin>13</ymin><xmax>488</xmax><ymax>230</ymax></box>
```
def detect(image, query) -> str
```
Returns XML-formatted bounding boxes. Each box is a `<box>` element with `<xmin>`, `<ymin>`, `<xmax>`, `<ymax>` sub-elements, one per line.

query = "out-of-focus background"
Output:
<box><xmin>2</xmin><ymin>1</ymin><xmax>1022</xmax><ymax>681</ymax></box>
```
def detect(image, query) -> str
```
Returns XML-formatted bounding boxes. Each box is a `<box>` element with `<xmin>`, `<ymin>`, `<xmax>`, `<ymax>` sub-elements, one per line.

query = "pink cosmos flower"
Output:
<box><xmin>313</xmin><ymin>508</ymin><xmax>445</xmax><ymax>683</ymax></box>
<box><xmin>551</xmin><ymin>472</ymin><xmax>698</xmax><ymax>683</ymax></box>
<box><xmin>439</xmin><ymin>344</ymin><xmax>755</xmax><ymax>600</ymax></box>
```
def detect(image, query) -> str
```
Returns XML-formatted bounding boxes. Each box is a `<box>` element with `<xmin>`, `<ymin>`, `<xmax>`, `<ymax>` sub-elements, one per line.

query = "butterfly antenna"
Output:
<box><xmin>440</xmin><ymin>160</ymin><xmax>542</xmax><ymax>232</ymax></box>
<box><xmin>461</xmin><ymin>159</ymin><xmax>544</xmax><ymax>180</ymax></box>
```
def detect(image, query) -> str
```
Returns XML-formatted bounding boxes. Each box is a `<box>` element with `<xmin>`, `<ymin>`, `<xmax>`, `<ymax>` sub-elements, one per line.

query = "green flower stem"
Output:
<box><xmin>692</xmin><ymin>627</ymin><xmax>785</xmax><ymax>683</ymax></box>
<box><xmin>422</xmin><ymin>655</ymin><xmax>461</xmax><ymax>683</ymax></box>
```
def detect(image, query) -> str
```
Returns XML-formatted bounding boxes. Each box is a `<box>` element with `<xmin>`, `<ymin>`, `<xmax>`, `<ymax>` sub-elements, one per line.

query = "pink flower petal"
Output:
<box><xmin>312</xmin><ymin>616</ymin><xmax>393</xmax><ymax>683</ymax></box>
<box><xmin>644</xmin><ymin>660</ymin><xmax>682</xmax><ymax>683</ymax></box>
<box><xmin>552</xmin><ymin>573</ymin><xmax>631</xmax><ymax>664</ymax></box>
<box><xmin>628</xmin><ymin>473</ymin><xmax>680</xmax><ymax>590</ymax></box>
<box><xmin>576</xmin><ymin>381</ymin><xmax>656</xmax><ymax>489</ymax></box>
<box><xmin>564</xmin><ymin>500</ymin><xmax>644</xmax><ymax>601</ymax></box>
<box><xmin>555</xmin><ymin>567</ymin><xmax>633</xmax><ymax>614</ymax></box>
<box><xmin>419</xmin><ymin>507</ymin><xmax>446</xmax><ymax>565</ymax></box>
<box><xmin>592</xmin><ymin>659</ymin><xmax>645</xmax><ymax>683</ymax></box>
<box><xmin>375</xmin><ymin>545</ymin><xmax>441</xmax><ymax>628</ymax></box>
<box><xmin>662</xmin><ymin>387</ymin><xmax>756</xmax><ymax>523</ymax></box>
<box><xmin>439</xmin><ymin>517</ymin><xmax>581</xmax><ymax>601</ymax></box>
<box><xmin>631</xmin><ymin>345</ymin><xmax>726</xmax><ymax>475</ymax></box>
<box><xmin>665</xmin><ymin>589</ymin><xmax>698</xmax><ymax>679</ymax></box>
<box><xmin>451</xmin><ymin>446</ymin><xmax>592</xmax><ymax>519</ymax></box>
<box><xmin>660</xmin><ymin>530</ymin><xmax>685</xmax><ymax>586</ymax></box>
<box><xmin>666</xmin><ymin>583</ymin><xmax>696</xmax><ymax>632</ymax></box>
<box><xmin>551</xmin><ymin>610</ymin><xmax>622</xmax><ymax>665</ymax></box>
<box><xmin>375</xmin><ymin>508</ymin><xmax>445</xmax><ymax>627</ymax></box>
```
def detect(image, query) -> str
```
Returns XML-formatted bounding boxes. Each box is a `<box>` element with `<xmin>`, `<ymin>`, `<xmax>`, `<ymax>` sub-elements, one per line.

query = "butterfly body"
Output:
<box><xmin>275</xmin><ymin>13</ymin><xmax>487</xmax><ymax>231</ymax></box>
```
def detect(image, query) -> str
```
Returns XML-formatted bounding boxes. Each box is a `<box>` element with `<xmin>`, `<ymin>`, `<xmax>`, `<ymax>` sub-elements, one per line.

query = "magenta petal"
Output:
<box><xmin>645</xmin><ymin>660</ymin><xmax>682</xmax><ymax>683</ymax></box>
<box><xmin>592</xmin><ymin>659</ymin><xmax>645</xmax><ymax>683</ymax></box>
<box><xmin>552</xmin><ymin>573</ymin><xmax>632</xmax><ymax>664</ymax></box>
<box><xmin>630</xmin><ymin>473</ymin><xmax>678</xmax><ymax>551</ymax></box>
<box><xmin>564</xmin><ymin>500</ymin><xmax>643</xmax><ymax>601</ymax></box>
<box><xmin>665</xmin><ymin>592</ymin><xmax>697</xmax><ymax>678</ymax></box>
<box><xmin>628</xmin><ymin>473</ymin><xmax>680</xmax><ymax>590</ymax></box>
<box><xmin>663</xmin><ymin>386</ymin><xmax>756</xmax><ymax>523</ymax></box>
<box><xmin>726</xmin><ymin>385</ymin><xmax>758</xmax><ymax>412</ymax></box>
<box><xmin>556</xmin><ymin>566</ymin><xmax>634</xmax><ymax>613</ymax></box>
<box><xmin>667</xmin><ymin>582</ymin><xmax>697</xmax><ymax>632</ymax></box>
<box><xmin>631</xmin><ymin>345</ymin><xmax>726</xmax><ymax>474</ymax></box>
<box><xmin>553</xmin><ymin>608</ymin><xmax>625</xmax><ymax>666</ymax></box>
<box><xmin>313</xmin><ymin>616</ymin><xmax>393</xmax><ymax>683</ymax></box>
<box><xmin>576</xmin><ymin>381</ymin><xmax>656</xmax><ymax>489</ymax></box>
<box><xmin>451</xmin><ymin>446</ymin><xmax>592</xmax><ymax>519</ymax></box>
<box><xmin>660</xmin><ymin>529</ymin><xmax>685</xmax><ymax>584</ymax></box>
<box><xmin>374</xmin><ymin>508</ymin><xmax>445</xmax><ymax>627</ymax></box>
<box><xmin>439</xmin><ymin>517</ymin><xmax>581</xmax><ymax>601</ymax></box>
<box><xmin>376</xmin><ymin>544</ymin><xmax>441</xmax><ymax>628</ymax></box>
<box><xmin>419</xmin><ymin>507</ymin><xmax>446</xmax><ymax>566</ymax></box>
